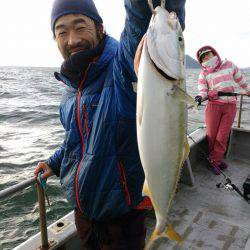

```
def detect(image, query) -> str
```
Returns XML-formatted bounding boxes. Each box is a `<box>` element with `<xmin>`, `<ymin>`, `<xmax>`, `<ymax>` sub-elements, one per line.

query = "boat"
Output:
<box><xmin>0</xmin><ymin>125</ymin><xmax>247</xmax><ymax>249</ymax></box>
<box><xmin>1</xmin><ymin>96</ymin><xmax>250</xmax><ymax>249</ymax></box>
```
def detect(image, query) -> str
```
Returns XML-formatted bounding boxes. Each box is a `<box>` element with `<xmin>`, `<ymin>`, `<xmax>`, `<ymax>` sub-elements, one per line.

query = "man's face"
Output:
<box><xmin>54</xmin><ymin>14</ymin><xmax>101</xmax><ymax>59</ymax></box>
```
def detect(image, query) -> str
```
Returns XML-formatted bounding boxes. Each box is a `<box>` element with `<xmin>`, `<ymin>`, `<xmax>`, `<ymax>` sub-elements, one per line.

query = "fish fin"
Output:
<box><xmin>134</xmin><ymin>35</ymin><xmax>146</xmax><ymax>76</ymax></box>
<box><xmin>149</xmin><ymin>228</ymin><xmax>160</xmax><ymax>242</ymax></box>
<box><xmin>142</xmin><ymin>180</ymin><xmax>150</xmax><ymax>197</ymax></box>
<box><xmin>142</xmin><ymin>181</ymin><xmax>159</xmax><ymax>212</ymax></box>
<box><xmin>182</xmin><ymin>139</ymin><xmax>190</xmax><ymax>165</ymax></box>
<box><xmin>131</xmin><ymin>82</ymin><xmax>137</xmax><ymax>93</ymax></box>
<box><xmin>173</xmin><ymin>86</ymin><xmax>198</xmax><ymax>110</ymax></box>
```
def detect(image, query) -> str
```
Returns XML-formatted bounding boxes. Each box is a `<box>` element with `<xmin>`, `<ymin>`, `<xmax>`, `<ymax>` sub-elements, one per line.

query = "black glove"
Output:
<box><xmin>194</xmin><ymin>95</ymin><xmax>202</xmax><ymax>105</ymax></box>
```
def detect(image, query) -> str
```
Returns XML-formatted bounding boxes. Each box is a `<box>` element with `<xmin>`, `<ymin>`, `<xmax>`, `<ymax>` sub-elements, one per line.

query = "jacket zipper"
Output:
<box><xmin>83</xmin><ymin>104</ymin><xmax>89</xmax><ymax>138</ymax></box>
<box><xmin>117</xmin><ymin>161</ymin><xmax>131</xmax><ymax>206</ymax></box>
<box><xmin>75</xmin><ymin>65</ymin><xmax>91</xmax><ymax>213</ymax></box>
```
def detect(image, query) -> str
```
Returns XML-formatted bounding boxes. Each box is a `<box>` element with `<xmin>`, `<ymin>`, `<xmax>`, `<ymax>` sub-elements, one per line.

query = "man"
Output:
<box><xmin>34</xmin><ymin>0</ymin><xmax>186</xmax><ymax>248</ymax></box>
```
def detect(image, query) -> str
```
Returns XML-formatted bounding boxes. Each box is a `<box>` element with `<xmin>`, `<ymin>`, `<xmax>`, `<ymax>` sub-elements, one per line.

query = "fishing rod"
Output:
<box><xmin>188</xmin><ymin>104</ymin><xmax>206</xmax><ymax>110</ymax></box>
<box><xmin>189</xmin><ymin>91</ymin><xmax>250</xmax><ymax>108</ymax></box>
<box><xmin>186</xmin><ymin>132</ymin><xmax>249</xmax><ymax>203</ymax></box>
<box><xmin>187</xmin><ymin>91</ymin><xmax>249</xmax><ymax>110</ymax></box>
<box><xmin>218</xmin><ymin>91</ymin><xmax>249</xmax><ymax>97</ymax></box>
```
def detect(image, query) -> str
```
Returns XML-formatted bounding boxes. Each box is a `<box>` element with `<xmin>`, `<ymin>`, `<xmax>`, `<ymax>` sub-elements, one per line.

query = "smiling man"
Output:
<box><xmin>55</xmin><ymin>14</ymin><xmax>103</xmax><ymax>57</ymax></box>
<box><xmin>34</xmin><ymin>0</ymin><xmax>186</xmax><ymax>248</ymax></box>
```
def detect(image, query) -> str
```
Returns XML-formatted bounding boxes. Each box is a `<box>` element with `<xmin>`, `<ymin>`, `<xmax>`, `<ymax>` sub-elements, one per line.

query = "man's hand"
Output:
<box><xmin>194</xmin><ymin>95</ymin><xmax>202</xmax><ymax>105</ymax></box>
<box><xmin>34</xmin><ymin>162</ymin><xmax>54</xmax><ymax>181</ymax></box>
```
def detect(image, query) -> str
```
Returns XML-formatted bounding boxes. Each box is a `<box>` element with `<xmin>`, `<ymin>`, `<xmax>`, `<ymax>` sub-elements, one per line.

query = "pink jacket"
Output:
<box><xmin>196</xmin><ymin>46</ymin><xmax>250</xmax><ymax>104</ymax></box>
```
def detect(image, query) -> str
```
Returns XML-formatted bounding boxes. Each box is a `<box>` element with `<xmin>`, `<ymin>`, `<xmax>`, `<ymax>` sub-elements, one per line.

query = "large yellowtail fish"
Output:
<box><xmin>134</xmin><ymin>0</ymin><xmax>197</xmax><ymax>248</ymax></box>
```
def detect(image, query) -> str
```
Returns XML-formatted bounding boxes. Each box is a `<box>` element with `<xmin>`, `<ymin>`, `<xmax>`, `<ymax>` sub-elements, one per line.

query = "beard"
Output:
<box><xmin>60</xmin><ymin>35</ymin><xmax>106</xmax><ymax>85</ymax></box>
<box><xmin>65</xmin><ymin>40</ymin><xmax>93</xmax><ymax>59</ymax></box>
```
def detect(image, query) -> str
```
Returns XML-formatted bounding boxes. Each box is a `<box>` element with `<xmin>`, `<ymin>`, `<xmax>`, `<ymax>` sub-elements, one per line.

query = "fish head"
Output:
<box><xmin>147</xmin><ymin>7</ymin><xmax>185</xmax><ymax>80</ymax></box>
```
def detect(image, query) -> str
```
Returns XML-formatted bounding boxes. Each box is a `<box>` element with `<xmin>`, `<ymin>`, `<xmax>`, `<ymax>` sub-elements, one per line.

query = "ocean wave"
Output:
<box><xmin>0</xmin><ymin>77</ymin><xmax>17</xmax><ymax>81</ymax></box>
<box><xmin>0</xmin><ymin>92</ymin><xmax>17</xmax><ymax>98</ymax></box>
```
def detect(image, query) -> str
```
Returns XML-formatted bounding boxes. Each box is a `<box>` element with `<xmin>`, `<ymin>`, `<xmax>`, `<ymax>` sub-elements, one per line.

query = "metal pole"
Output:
<box><xmin>0</xmin><ymin>177</ymin><xmax>35</xmax><ymax>200</ymax></box>
<box><xmin>237</xmin><ymin>95</ymin><xmax>244</xmax><ymax>128</ymax></box>
<box><xmin>37</xmin><ymin>183</ymin><xmax>49</xmax><ymax>249</ymax></box>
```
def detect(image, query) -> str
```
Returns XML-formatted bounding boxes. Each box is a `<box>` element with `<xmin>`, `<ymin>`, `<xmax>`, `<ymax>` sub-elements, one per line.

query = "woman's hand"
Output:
<box><xmin>194</xmin><ymin>95</ymin><xmax>202</xmax><ymax>105</ymax></box>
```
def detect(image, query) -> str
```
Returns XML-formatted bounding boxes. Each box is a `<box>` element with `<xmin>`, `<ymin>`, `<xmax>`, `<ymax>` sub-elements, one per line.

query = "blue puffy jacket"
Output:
<box><xmin>47</xmin><ymin>0</ymin><xmax>186</xmax><ymax>221</ymax></box>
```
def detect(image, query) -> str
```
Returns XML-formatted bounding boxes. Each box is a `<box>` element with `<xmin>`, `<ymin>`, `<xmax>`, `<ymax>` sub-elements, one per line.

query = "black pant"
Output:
<box><xmin>74</xmin><ymin>209</ymin><xmax>147</xmax><ymax>250</ymax></box>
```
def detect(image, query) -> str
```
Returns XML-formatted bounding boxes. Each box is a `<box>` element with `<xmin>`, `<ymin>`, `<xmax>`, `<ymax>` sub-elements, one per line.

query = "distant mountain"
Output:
<box><xmin>186</xmin><ymin>55</ymin><xmax>200</xmax><ymax>69</ymax></box>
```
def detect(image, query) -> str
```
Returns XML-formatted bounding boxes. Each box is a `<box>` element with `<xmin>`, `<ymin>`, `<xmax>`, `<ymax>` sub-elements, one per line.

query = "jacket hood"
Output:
<box><xmin>196</xmin><ymin>45</ymin><xmax>222</xmax><ymax>70</ymax></box>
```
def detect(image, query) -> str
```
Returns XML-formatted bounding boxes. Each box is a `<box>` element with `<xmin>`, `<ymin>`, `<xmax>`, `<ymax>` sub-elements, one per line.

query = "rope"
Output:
<box><xmin>37</xmin><ymin>171</ymin><xmax>47</xmax><ymax>190</ymax></box>
<box><xmin>37</xmin><ymin>171</ymin><xmax>50</xmax><ymax>206</ymax></box>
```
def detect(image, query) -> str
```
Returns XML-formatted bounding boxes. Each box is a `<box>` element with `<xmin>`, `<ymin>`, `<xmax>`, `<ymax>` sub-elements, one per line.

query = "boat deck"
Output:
<box><xmin>146</xmin><ymin>155</ymin><xmax>250</xmax><ymax>249</ymax></box>
<box><xmin>14</xmin><ymin>128</ymin><xmax>250</xmax><ymax>250</ymax></box>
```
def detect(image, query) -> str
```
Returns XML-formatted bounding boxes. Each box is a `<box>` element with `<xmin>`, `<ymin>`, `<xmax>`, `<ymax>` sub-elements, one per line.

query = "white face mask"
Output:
<box><xmin>202</xmin><ymin>56</ymin><xmax>218</xmax><ymax>68</ymax></box>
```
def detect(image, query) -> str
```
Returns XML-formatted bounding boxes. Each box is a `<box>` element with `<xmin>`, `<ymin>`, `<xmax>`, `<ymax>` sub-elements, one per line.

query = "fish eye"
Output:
<box><xmin>178</xmin><ymin>37</ymin><xmax>183</xmax><ymax>42</ymax></box>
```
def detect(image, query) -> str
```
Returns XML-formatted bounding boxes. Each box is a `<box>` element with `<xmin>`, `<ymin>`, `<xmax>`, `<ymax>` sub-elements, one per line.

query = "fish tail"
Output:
<box><xmin>149</xmin><ymin>228</ymin><xmax>160</xmax><ymax>242</ymax></box>
<box><xmin>165</xmin><ymin>224</ymin><xmax>183</xmax><ymax>244</ymax></box>
<box><xmin>146</xmin><ymin>224</ymin><xmax>183</xmax><ymax>249</ymax></box>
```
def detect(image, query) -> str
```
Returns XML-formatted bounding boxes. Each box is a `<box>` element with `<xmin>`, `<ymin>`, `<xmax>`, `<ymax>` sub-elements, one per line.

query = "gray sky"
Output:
<box><xmin>0</xmin><ymin>0</ymin><xmax>250</xmax><ymax>67</ymax></box>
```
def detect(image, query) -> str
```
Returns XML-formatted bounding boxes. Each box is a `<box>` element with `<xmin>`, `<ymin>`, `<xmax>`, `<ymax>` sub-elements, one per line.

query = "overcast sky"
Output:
<box><xmin>0</xmin><ymin>0</ymin><xmax>250</xmax><ymax>68</ymax></box>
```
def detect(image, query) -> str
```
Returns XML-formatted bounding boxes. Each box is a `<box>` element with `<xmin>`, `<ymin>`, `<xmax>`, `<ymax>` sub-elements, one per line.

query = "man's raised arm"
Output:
<box><xmin>113</xmin><ymin>0</ymin><xmax>186</xmax><ymax>117</ymax></box>
<box><xmin>118</xmin><ymin>0</ymin><xmax>186</xmax><ymax>78</ymax></box>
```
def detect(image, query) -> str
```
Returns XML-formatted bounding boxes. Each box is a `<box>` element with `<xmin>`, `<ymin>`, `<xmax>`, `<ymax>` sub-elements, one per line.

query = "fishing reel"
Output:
<box><xmin>216</xmin><ymin>177</ymin><xmax>250</xmax><ymax>203</ymax></box>
<box><xmin>243</xmin><ymin>175</ymin><xmax>250</xmax><ymax>201</ymax></box>
<box><xmin>216</xmin><ymin>178</ymin><xmax>233</xmax><ymax>191</ymax></box>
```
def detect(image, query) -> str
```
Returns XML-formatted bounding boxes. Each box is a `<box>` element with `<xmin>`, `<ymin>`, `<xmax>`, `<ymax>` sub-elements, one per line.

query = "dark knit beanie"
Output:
<box><xmin>51</xmin><ymin>0</ymin><xmax>103</xmax><ymax>33</ymax></box>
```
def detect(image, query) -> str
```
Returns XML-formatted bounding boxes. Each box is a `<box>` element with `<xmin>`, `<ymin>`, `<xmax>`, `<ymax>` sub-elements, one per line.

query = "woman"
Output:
<box><xmin>195</xmin><ymin>46</ymin><xmax>250</xmax><ymax>175</ymax></box>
